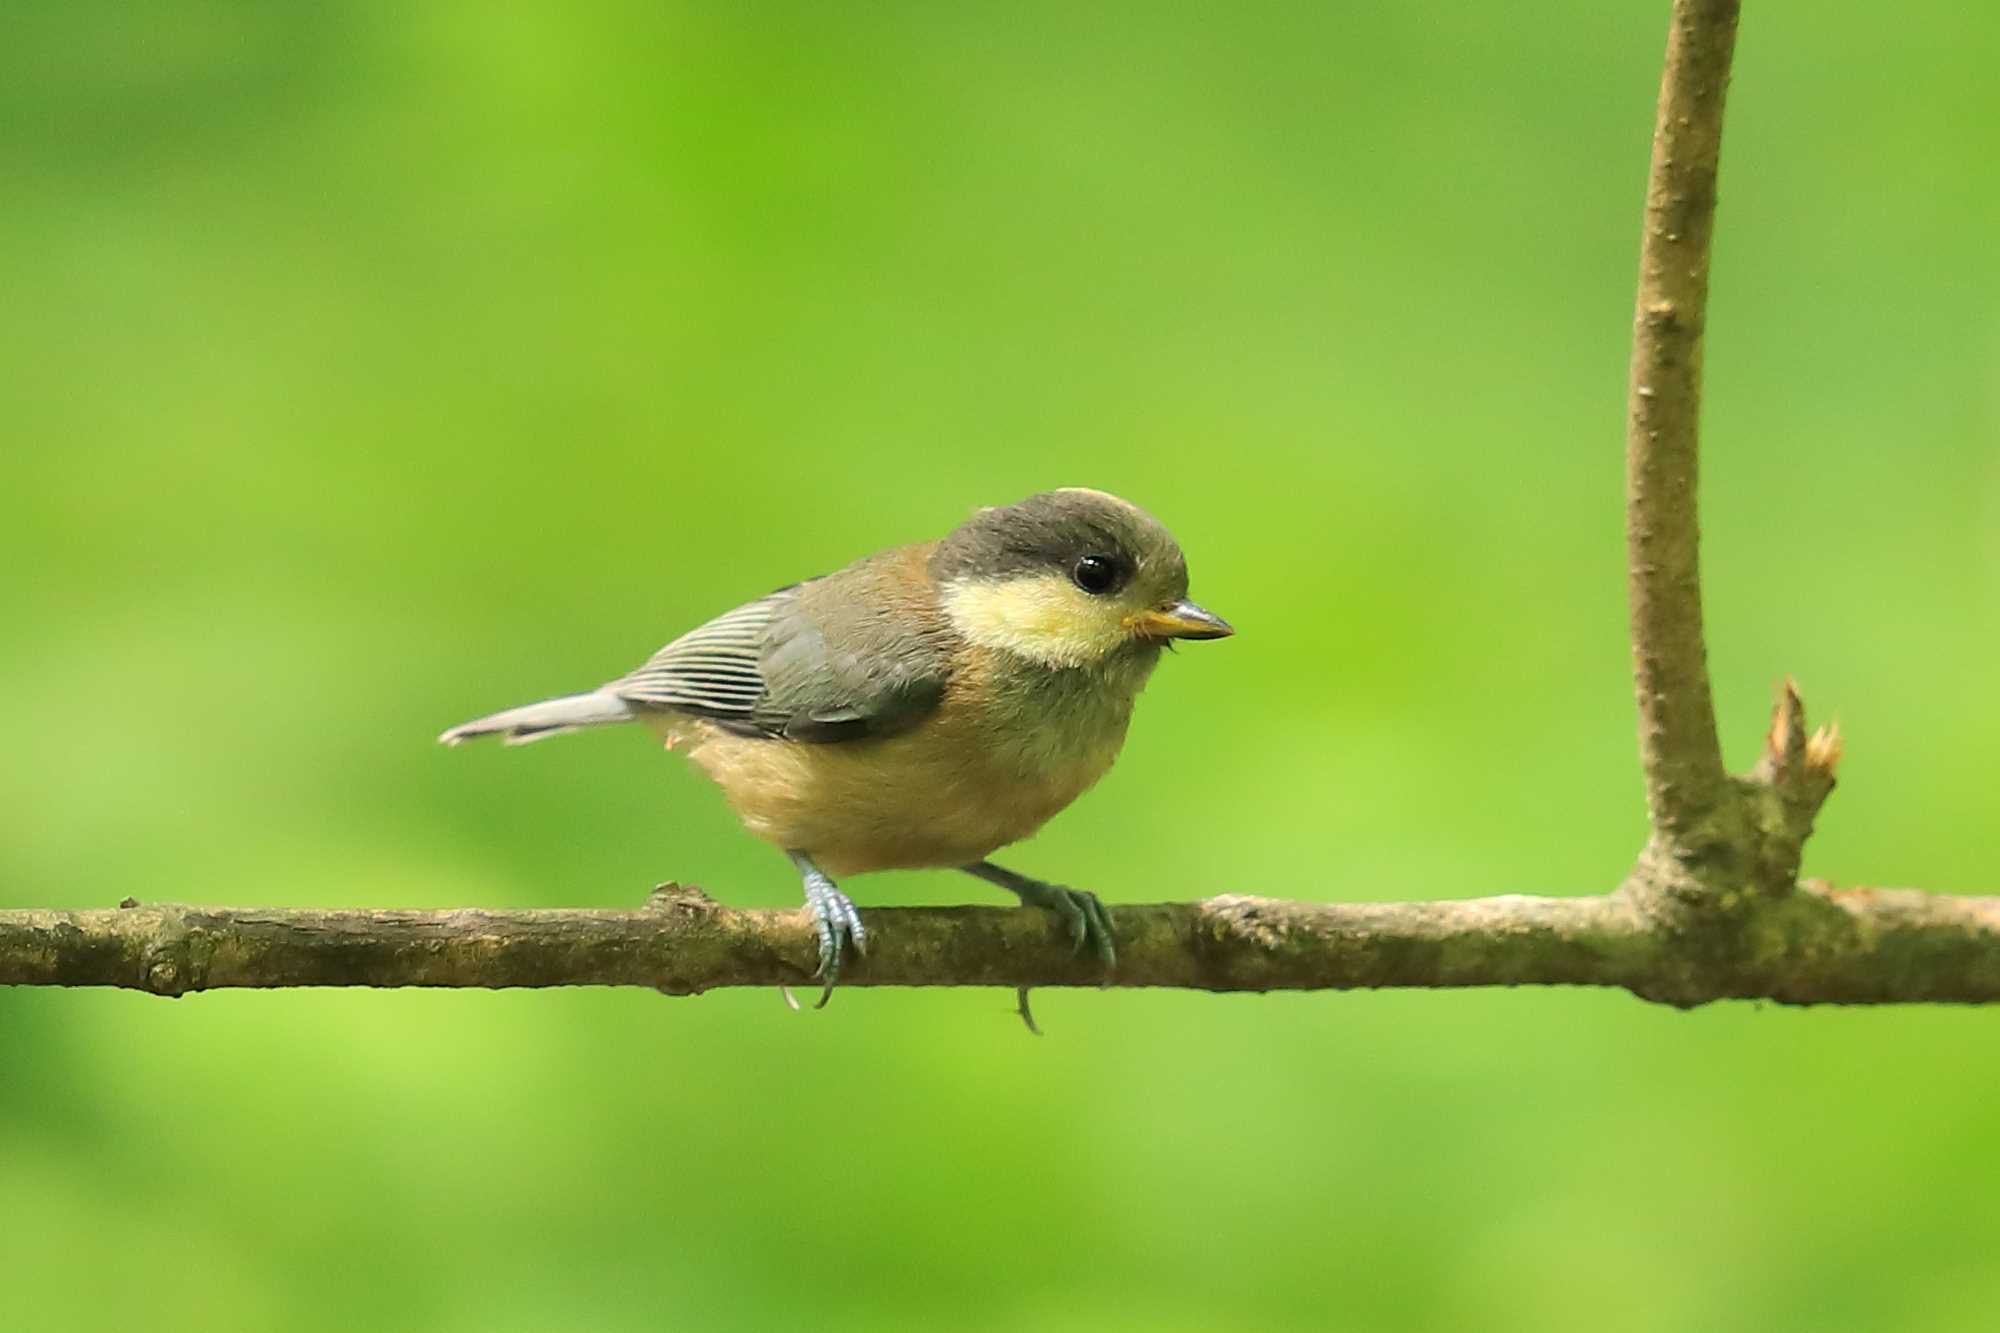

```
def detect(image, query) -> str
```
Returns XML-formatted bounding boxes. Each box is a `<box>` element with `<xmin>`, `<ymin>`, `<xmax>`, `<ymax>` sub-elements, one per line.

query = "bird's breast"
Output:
<box><xmin>671</xmin><ymin>651</ymin><xmax>1149</xmax><ymax>877</ymax></box>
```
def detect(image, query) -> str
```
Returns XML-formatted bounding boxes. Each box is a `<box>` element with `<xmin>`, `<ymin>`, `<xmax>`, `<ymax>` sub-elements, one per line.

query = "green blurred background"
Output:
<box><xmin>3</xmin><ymin>2</ymin><xmax>1996</xmax><ymax>1329</ymax></box>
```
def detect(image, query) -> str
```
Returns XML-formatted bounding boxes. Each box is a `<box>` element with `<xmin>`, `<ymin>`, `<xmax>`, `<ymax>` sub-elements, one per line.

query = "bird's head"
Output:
<box><xmin>929</xmin><ymin>488</ymin><xmax>1232</xmax><ymax>670</ymax></box>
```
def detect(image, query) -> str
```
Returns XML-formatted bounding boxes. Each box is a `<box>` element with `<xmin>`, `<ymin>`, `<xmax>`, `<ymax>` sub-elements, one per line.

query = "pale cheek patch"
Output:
<box><xmin>942</xmin><ymin>576</ymin><xmax>1132</xmax><ymax>667</ymax></box>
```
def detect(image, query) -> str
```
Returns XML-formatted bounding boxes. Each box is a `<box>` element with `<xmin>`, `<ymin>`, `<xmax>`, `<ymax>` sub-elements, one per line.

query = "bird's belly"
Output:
<box><xmin>675</xmin><ymin>720</ymin><xmax>1122</xmax><ymax>877</ymax></box>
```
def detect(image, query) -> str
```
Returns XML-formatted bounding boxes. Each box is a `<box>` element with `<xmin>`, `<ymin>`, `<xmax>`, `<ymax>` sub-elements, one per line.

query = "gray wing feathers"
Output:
<box><xmin>754</xmin><ymin>606</ymin><xmax>946</xmax><ymax>741</ymax></box>
<box><xmin>612</xmin><ymin>578</ymin><xmax>949</xmax><ymax>742</ymax></box>
<box><xmin>445</xmin><ymin>561</ymin><xmax>951</xmax><ymax>749</ymax></box>
<box><xmin>613</xmin><ymin>594</ymin><xmax>782</xmax><ymax>717</ymax></box>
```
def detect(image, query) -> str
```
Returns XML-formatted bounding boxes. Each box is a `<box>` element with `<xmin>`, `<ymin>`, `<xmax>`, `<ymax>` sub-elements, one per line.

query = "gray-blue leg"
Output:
<box><xmin>962</xmin><ymin>861</ymin><xmax>1117</xmax><ymax>970</ymax></box>
<box><xmin>789</xmin><ymin>850</ymin><xmax>865</xmax><ymax>1007</ymax></box>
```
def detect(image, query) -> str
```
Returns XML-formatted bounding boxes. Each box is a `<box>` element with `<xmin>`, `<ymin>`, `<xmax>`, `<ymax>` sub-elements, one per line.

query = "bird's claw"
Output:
<box><xmin>1061</xmin><ymin>885</ymin><xmax>1117</xmax><ymax>971</ymax></box>
<box><xmin>1015</xmin><ymin>986</ymin><xmax>1043</xmax><ymax>1035</ymax></box>
<box><xmin>800</xmin><ymin>867</ymin><xmax>865</xmax><ymax>1008</ymax></box>
<box><xmin>1011</xmin><ymin>879</ymin><xmax>1117</xmax><ymax>972</ymax></box>
<box><xmin>963</xmin><ymin>862</ymin><xmax>1119</xmax><ymax>977</ymax></box>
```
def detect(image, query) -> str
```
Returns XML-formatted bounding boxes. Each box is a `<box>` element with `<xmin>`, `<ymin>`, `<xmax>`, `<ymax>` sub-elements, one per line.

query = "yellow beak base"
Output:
<box><xmin>1127</xmin><ymin>600</ymin><xmax>1234</xmax><ymax>641</ymax></box>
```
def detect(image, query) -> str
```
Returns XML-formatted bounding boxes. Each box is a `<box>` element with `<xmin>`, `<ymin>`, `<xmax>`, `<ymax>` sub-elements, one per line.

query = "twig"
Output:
<box><xmin>1625</xmin><ymin>0</ymin><xmax>1739</xmax><ymax>844</ymax></box>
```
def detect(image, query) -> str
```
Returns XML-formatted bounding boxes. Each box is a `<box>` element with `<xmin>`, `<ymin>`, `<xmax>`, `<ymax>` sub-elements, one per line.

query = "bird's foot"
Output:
<box><xmin>964</xmin><ymin>862</ymin><xmax>1117</xmax><ymax>972</ymax></box>
<box><xmin>1012</xmin><ymin>879</ymin><xmax>1117</xmax><ymax>970</ymax></box>
<box><xmin>792</xmin><ymin>852</ymin><xmax>865</xmax><ymax>1007</ymax></box>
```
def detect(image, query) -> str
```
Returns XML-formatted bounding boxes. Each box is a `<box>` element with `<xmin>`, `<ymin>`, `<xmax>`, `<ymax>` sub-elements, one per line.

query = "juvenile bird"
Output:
<box><xmin>439</xmin><ymin>488</ymin><xmax>1231</xmax><ymax>1003</ymax></box>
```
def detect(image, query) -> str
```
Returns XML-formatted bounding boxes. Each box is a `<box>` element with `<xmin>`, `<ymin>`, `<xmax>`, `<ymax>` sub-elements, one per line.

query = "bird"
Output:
<box><xmin>438</xmin><ymin>487</ymin><xmax>1232</xmax><ymax>1005</ymax></box>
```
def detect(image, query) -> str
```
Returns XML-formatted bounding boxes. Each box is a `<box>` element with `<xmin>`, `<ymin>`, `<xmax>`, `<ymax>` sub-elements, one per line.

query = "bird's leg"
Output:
<box><xmin>789</xmin><ymin>850</ymin><xmax>865</xmax><ymax>1008</ymax></box>
<box><xmin>962</xmin><ymin>861</ymin><xmax>1117</xmax><ymax>970</ymax></box>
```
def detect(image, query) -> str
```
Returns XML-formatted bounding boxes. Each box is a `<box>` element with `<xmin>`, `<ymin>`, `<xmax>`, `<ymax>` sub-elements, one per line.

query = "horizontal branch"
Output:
<box><xmin>5</xmin><ymin>882</ymin><xmax>1998</xmax><ymax>1007</ymax></box>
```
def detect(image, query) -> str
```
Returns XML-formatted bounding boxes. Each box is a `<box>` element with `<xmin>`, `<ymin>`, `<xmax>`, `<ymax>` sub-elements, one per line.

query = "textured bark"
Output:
<box><xmin>2</xmin><ymin>882</ymin><xmax>1996</xmax><ymax>1006</ymax></box>
<box><xmin>1625</xmin><ymin>0</ymin><xmax>1738</xmax><ymax>846</ymax></box>
<box><xmin>1615</xmin><ymin>0</ymin><xmax>1845</xmax><ymax>939</ymax></box>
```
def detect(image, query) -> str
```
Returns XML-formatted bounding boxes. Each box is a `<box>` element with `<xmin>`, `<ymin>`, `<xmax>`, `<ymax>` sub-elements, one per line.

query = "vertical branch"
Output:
<box><xmin>1626</xmin><ymin>0</ymin><xmax>1740</xmax><ymax>845</ymax></box>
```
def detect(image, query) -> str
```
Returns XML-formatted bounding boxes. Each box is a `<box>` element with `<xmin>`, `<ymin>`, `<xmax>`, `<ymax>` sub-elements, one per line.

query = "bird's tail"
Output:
<box><xmin>437</xmin><ymin>690</ymin><xmax>637</xmax><ymax>747</ymax></box>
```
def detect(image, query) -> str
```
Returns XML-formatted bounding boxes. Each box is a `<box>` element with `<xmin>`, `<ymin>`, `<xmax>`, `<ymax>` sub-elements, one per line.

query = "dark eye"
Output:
<box><xmin>1071</xmin><ymin>554</ymin><xmax>1119</xmax><ymax>594</ymax></box>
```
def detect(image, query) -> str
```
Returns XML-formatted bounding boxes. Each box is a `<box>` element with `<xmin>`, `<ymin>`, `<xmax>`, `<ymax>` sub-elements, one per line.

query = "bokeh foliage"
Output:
<box><xmin>3</xmin><ymin>3</ymin><xmax>1996</xmax><ymax>1329</ymax></box>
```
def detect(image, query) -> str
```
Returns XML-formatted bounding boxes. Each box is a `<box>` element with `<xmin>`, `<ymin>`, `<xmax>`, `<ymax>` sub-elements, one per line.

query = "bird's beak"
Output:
<box><xmin>1127</xmin><ymin>599</ymin><xmax>1235</xmax><ymax>641</ymax></box>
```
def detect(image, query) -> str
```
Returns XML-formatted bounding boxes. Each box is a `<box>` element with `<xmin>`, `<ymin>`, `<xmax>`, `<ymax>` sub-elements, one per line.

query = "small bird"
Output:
<box><xmin>439</xmin><ymin>488</ymin><xmax>1232</xmax><ymax>1004</ymax></box>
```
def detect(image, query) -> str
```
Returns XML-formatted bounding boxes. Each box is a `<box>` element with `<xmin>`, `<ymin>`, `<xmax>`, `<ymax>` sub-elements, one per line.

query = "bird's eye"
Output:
<box><xmin>1071</xmin><ymin>554</ymin><xmax>1119</xmax><ymax>594</ymax></box>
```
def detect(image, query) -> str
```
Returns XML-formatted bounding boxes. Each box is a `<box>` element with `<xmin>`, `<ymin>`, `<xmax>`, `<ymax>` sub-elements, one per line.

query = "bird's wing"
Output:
<box><xmin>611</xmin><ymin>590</ymin><xmax>789</xmax><ymax>723</ymax></box>
<box><xmin>610</xmin><ymin>553</ymin><xmax>952</xmax><ymax>743</ymax></box>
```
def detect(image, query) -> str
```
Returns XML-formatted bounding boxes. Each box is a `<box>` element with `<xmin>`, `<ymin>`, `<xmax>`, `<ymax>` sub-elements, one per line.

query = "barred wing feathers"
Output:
<box><xmin>612</xmin><ymin>569</ymin><xmax>950</xmax><ymax>743</ymax></box>
<box><xmin>614</xmin><ymin>593</ymin><xmax>781</xmax><ymax>720</ymax></box>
